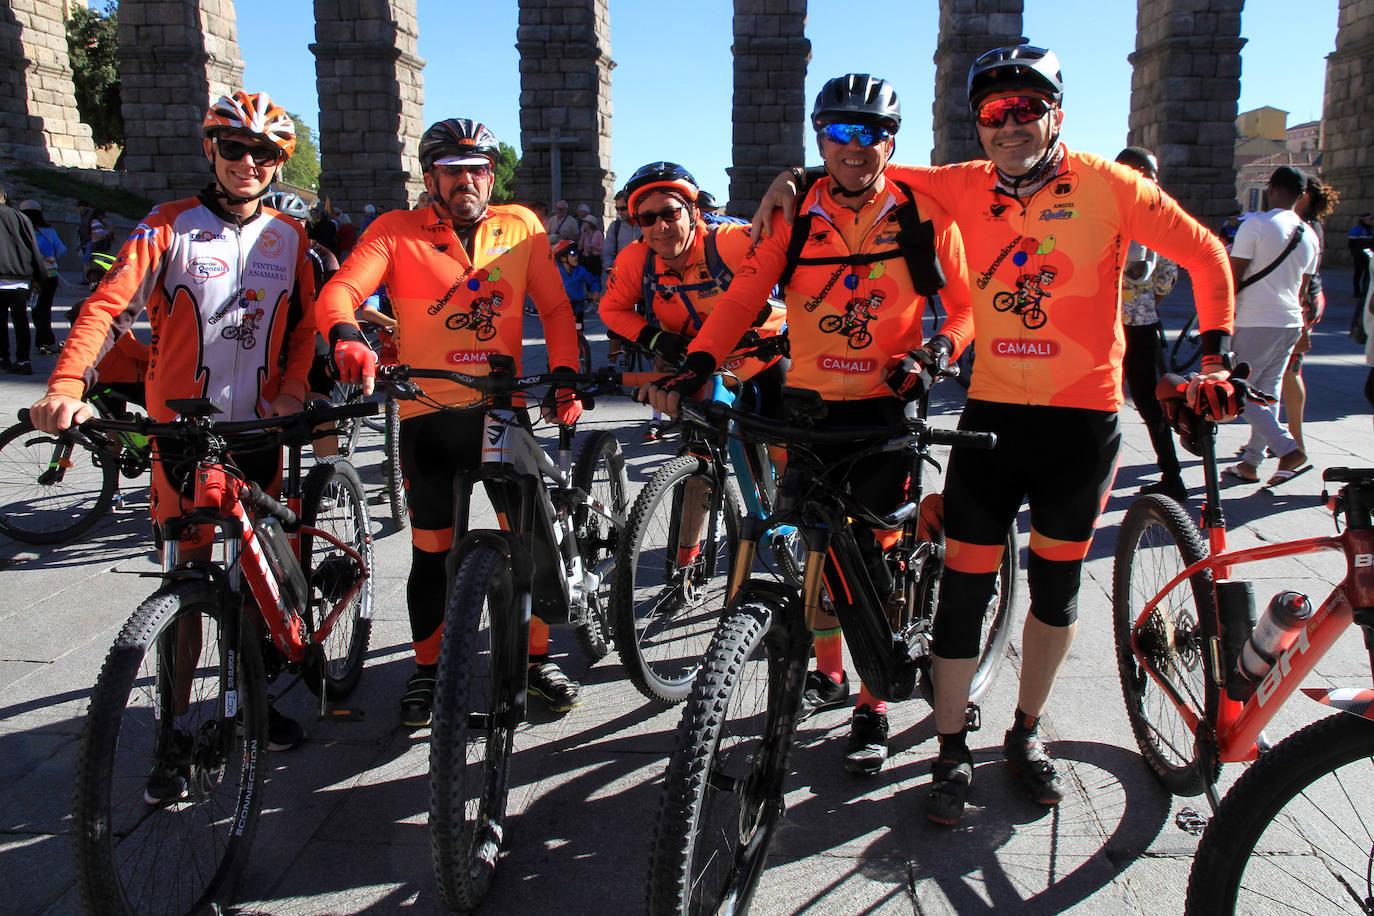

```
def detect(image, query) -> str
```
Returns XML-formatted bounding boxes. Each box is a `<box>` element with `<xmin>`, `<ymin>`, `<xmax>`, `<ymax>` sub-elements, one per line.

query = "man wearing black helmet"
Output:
<box><xmin>751</xmin><ymin>46</ymin><xmax>1236</xmax><ymax>824</ymax></box>
<box><xmin>645</xmin><ymin>75</ymin><xmax>975</xmax><ymax>775</ymax></box>
<box><xmin>318</xmin><ymin>117</ymin><xmax>587</xmax><ymax>726</ymax></box>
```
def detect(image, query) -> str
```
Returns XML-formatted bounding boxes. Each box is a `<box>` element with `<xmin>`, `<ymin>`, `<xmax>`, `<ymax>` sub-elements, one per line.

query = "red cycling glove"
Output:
<box><xmin>542</xmin><ymin>367</ymin><xmax>583</xmax><ymax>426</ymax></box>
<box><xmin>1195</xmin><ymin>377</ymin><xmax>1242</xmax><ymax>422</ymax></box>
<box><xmin>332</xmin><ymin>339</ymin><xmax>378</xmax><ymax>386</ymax></box>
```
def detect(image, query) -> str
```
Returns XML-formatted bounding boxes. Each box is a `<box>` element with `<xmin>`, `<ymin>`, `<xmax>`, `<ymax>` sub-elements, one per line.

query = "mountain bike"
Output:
<box><xmin>330</xmin><ymin>324</ymin><xmax>407</xmax><ymax>527</ymax></box>
<box><xmin>375</xmin><ymin>358</ymin><xmax>650</xmax><ymax>912</ymax></box>
<box><xmin>647</xmin><ymin>388</ymin><xmax>1019</xmax><ymax>915</ymax></box>
<box><xmin>1109</xmin><ymin>375</ymin><xmax>1374</xmax><ymax>913</ymax></box>
<box><xmin>0</xmin><ymin>385</ymin><xmax>152</xmax><ymax>544</ymax></box>
<box><xmin>70</xmin><ymin>397</ymin><xmax>377</xmax><ymax>915</ymax></box>
<box><xmin>611</xmin><ymin>335</ymin><xmax>804</xmax><ymax>705</ymax></box>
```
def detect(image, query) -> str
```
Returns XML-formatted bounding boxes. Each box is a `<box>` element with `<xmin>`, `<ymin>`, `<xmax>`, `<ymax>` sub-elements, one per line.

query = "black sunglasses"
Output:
<box><xmin>214</xmin><ymin>137</ymin><xmax>283</xmax><ymax>166</ymax></box>
<box><xmin>636</xmin><ymin>205</ymin><xmax>685</xmax><ymax>228</ymax></box>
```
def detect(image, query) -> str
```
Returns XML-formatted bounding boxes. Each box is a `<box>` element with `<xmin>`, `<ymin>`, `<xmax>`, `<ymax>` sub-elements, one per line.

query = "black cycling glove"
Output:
<box><xmin>656</xmin><ymin>351</ymin><xmax>716</xmax><ymax>402</ymax></box>
<box><xmin>886</xmin><ymin>334</ymin><xmax>952</xmax><ymax>402</ymax></box>
<box><xmin>636</xmin><ymin>327</ymin><xmax>688</xmax><ymax>365</ymax></box>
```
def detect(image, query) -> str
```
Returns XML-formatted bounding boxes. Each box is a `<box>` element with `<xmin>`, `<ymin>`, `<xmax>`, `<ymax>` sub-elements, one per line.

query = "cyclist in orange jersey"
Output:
<box><xmin>314</xmin><ymin>118</ymin><xmax>585</xmax><ymax>727</ymax></box>
<box><xmin>29</xmin><ymin>90</ymin><xmax>372</xmax><ymax>778</ymax></box>
<box><xmin>747</xmin><ymin>45</ymin><xmax>1239</xmax><ymax>824</ymax></box>
<box><xmin>645</xmin><ymin>75</ymin><xmax>975</xmax><ymax>775</ymax></box>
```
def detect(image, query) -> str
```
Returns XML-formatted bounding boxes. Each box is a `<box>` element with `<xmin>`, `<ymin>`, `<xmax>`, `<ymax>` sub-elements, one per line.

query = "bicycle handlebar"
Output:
<box><xmin>244</xmin><ymin>481</ymin><xmax>299</xmax><ymax>530</ymax></box>
<box><xmin>678</xmin><ymin>398</ymin><xmax>997</xmax><ymax>452</ymax></box>
<box><xmin>375</xmin><ymin>363</ymin><xmax>666</xmax><ymax>404</ymax></box>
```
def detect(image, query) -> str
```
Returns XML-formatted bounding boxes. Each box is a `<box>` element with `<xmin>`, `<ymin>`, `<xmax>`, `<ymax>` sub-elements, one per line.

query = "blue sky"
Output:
<box><xmin>235</xmin><ymin>0</ymin><xmax>1337</xmax><ymax>203</ymax></box>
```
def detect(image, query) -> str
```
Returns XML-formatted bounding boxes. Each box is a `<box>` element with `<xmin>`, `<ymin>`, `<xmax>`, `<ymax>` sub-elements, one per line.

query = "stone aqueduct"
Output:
<box><xmin>2</xmin><ymin>0</ymin><xmax>1372</xmax><ymax>240</ymax></box>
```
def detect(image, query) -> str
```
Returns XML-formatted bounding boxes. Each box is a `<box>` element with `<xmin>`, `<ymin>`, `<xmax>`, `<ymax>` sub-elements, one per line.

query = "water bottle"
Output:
<box><xmin>1240</xmin><ymin>591</ymin><xmax>1314</xmax><ymax>681</ymax></box>
<box><xmin>254</xmin><ymin>517</ymin><xmax>309</xmax><ymax>620</ymax></box>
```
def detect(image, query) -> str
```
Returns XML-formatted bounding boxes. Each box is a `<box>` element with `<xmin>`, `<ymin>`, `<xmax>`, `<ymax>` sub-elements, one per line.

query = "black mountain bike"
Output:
<box><xmin>647</xmin><ymin>388</ymin><xmax>1019</xmax><ymax>915</ymax></box>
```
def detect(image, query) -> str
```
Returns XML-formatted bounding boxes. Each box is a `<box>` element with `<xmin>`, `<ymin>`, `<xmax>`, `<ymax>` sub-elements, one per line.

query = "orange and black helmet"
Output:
<box><xmin>203</xmin><ymin>91</ymin><xmax>296</xmax><ymax>160</ymax></box>
<box><xmin>624</xmin><ymin>162</ymin><xmax>699</xmax><ymax>215</ymax></box>
<box><xmin>419</xmin><ymin>119</ymin><xmax>500</xmax><ymax>172</ymax></box>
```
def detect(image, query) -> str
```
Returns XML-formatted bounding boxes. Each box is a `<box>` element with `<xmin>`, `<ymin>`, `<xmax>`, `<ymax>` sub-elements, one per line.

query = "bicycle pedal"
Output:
<box><xmin>965</xmin><ymin>703</ymin><xmax>982</xmax><ymax>732</ymax></box>
<box><xmin>320</xmin><ymin>706</ymin><xmax>365</xmax><ymax>722</ymax></box>
<box><xmin>1175</xmin><ymin>806</ymin><xmax>1208</xmax><ymax>835</ymax></box>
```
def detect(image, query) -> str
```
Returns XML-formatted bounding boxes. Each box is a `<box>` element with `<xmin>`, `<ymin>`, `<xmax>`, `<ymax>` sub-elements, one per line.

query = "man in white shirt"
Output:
<box><xmin>1228</xmin><ymin>166</ymin><xmax>1320</xmax><ymax>485</ymax></box>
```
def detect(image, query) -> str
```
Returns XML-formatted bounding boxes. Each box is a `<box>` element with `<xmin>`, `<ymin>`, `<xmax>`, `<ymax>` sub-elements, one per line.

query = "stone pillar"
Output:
<box><xmin>312</xmin><ymin>0</ymin><xmax>425</xmax><ymax>215</ymax></box>
<box><xmin>0</xmin><ymin>0</ymin><xmax>98</xmax><ymax>167</ymax></box>
<box><xmin>727</xmin><ymin>0</ymin><xmax>809</xmax><ymax>217</ymax></box>
<box><xmin>118</xmin><ymin>0</ymin><xmax>245</xmax><ymax>199</ymax></box>
<box><xmin>1127</xmin><ymin>0</ymin><xmax>1245</xmax><ymax>228</ymax></box>
<box><xmin>1322</xmin><ymin>0</ymin><xmax>1374</xmax><ymax>268</ymax></box>
<box><xmin>516</xmin><ymin>0</ymin><xmax>614</xmax><ymax>221</ymax></box>
<box><xmin>932</xmin><ymin>0</ymin><xmax>1024</xmax><ymax>165</ymax></box>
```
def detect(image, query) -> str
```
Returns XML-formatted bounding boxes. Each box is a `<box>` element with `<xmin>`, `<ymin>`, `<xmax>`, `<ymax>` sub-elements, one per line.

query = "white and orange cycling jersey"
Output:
<box><xmin>886</xmin><ymin>148</ymin><xmax>1233</xmax><ymax>412</ymax></box>
<box><xmin>316</xmin><ymin>203</ymin><xmax>580</xmax><ymax>419</ymax></box>
<box><xmin>48</xmin><ymin>192</ymin><xmax>318</xmax><ymax>421</ymax></box>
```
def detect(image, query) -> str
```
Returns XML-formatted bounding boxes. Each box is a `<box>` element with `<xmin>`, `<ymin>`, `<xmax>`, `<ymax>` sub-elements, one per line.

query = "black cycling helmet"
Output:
<box><xmin>419</xmin><ymin>118</ymin><xmax>500</xmax><ymax>172</ymax></box>
<box><xmin>624</xmin><ymin>161</ymin><xmax>699</xmax><ymax>213</ymax></box>
<box><xmin>967</xmin><ymin>45</ymin><xmax>1063</xmax><ymax>111</ymax></box>
<box><xmin>811</xmin><ymin>74</ymin><xmax>901</xmax><ymax>132</ymax></box>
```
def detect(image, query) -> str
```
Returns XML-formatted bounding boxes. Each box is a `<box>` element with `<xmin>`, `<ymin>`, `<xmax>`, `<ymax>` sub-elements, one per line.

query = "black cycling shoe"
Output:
<box><xmin>144</xmin><ymin>730</ymin><xmax>194</xmax><ymax>805</ymax></box>
<box><xmin>266</xmin><ymin>706</ymin><xmax>304</xmax><ymax>751</ymax></box>
<box><xmin>844</xmin><ymin>704</ymin><xmax>889</xmax><ymax>775</ymax></box>
<box><xmin>925</xmin><ymin>747</ymin><xmax>974</xmax><ymax>826</ymax></box>
<box><xmin>528</xmin><ymin>662</ymin><xmax>581</xmax><ymax>713</ymax></box>
<box><xmin>799</xmin><ymin>669</ymin><xmax>850</xmax><ymax>719</ymax></box>
<box><xmin>400</xmin><ymin>665</ymin><xmax>438</xmax><ymax>728</ymax></box>
<box><xmin>1138</xmin><ymin>476</ymin><xmax>1188</xmax><ymax>502</ymax></box>
<box><xmin>1004</xmin><ymin>725</ymin><xmax>1066</xmax><ymax>805</ymax></box>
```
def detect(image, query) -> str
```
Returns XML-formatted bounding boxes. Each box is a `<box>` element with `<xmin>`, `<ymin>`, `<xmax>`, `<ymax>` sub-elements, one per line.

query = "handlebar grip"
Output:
<box><xmin>928</xmin><ymin>428</ymin><xmax>998</xmax><ymax>450</ymax></box>
<box><xmin>245</xmin><ymin>482</ymin><xmax>299</xmax><ymax>531</ymax></box>
<box><xmin>17</xmin><ymin>408</ymin><xmax>29</xmax><ymax>426</ymax></box>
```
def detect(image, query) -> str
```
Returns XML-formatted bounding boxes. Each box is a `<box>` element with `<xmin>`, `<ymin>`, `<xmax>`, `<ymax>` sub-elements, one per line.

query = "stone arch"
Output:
<box><xmin>1322</xmin><ymin>0</ymin><xmax>1374</xmax><ymax>263</ymax></box>
<box><xmin>931</xmin><ymin>0</ymin><xmax>1025</xmax><ymax>165</ymax></box>
<box><xmin>0</xmin><ymin>0</ymin><xmax>97</xmax><ymax>168</ymax></box>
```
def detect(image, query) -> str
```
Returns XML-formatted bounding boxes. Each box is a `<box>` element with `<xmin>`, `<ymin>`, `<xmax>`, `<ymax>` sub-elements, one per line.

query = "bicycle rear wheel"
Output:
<box><xmin>648</xmin><ymin>598</ymin><xmax>804</xmax><ymax>915</ymax></box>
<box><xmin>612</xmin><ymin>454</ymin><xmax>740</xmax><ymax>704</ymax></box>
<box><xmin>430</xmin><ymin>544</ymin><xmax>521</xmax><ymax>912</ymax></box>
<box><xmin>1169</xmin><ymin>314</ymin><xmax>1202</xmax><ymax>374</ymax></box>
<box><xmin>572</xmin><ymin>430</ymin><xmax>629</xmax><ymax>661</ymax></box>
<box><xmin>74</xmin><ymin>581</ymin><xmax>268</xmax><ymax>915</ymax></box>
<box><xmin>381</xmin><ymin>397</ymin><xmax>408</xmax><ymax>530</ymax></box>
<box><xmin>1186</xmin><ymin>713</ymin><xmax>1374</xmax><ymax>915</ymax></box>
<box><xmin>301</xmin><ymin>458</ymin><xmax>374</xmax><ymax>699</ymax></box>
<box><xmin>1113</xmin><ymin>494</ymin><xmax>1218</xmax><ymax>795</ymax></box>
<box><xmin>0</xmin><ymin>419</ymin><xmax>117</xmax><ymax>544</ymax></box>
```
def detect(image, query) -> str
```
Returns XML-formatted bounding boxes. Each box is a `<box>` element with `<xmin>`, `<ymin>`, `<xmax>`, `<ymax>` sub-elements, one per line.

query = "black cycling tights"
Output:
<box><xmin>399</xmin><ymin>408</ymin><xmax>519</xmax><ymax>663</ymax></box>
<box><xmin>932</xmin><ymin>400</ymin><xmax>1121</xmax><ymax>659</ymax></box>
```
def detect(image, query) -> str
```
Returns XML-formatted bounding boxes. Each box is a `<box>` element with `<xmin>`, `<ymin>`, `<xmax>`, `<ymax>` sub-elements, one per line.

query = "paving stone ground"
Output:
<box><xmin>1</xmin><ymin>277</ymin><xmax>1370</xmax><ymax>914</ymax></box>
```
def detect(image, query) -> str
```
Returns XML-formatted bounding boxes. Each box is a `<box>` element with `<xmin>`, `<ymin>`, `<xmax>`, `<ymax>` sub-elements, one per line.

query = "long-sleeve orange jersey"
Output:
<box><xmin>599</xmin><ymin>220</ymin><xmax>784</xmax><ymax>381</ymax></box>
<box><xmin>689</xmin><ymin>179</ymin><xmax>974</xmax><ymax>401</ymax></box>
<box><xmin>316</xmin><ymin>203</ymin><xmax>580</xmax><ymax>418</ymax></box>
<box><xmin>47</xmin><ymin>193</ymin><xmax>318</xmax><ymax>422</ymax></box>
<box><xmin>885</xmin><ymin>148</ymin><xmax>1233</xmax><ymax>411</ymax></box>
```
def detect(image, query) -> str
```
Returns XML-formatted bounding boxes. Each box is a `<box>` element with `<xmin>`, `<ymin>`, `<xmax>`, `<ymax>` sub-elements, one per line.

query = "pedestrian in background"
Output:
<box><xmin>1281</xmin><ymin>177</ymin><xmax>1339</xmax><ymax>455</ymax></box>
<box><xmin>18</xmin><ymin>200</ymin><xmax>67</xmax><ymax>356</ymax></box>
<box><xmin>0</xmin><ymin>185</ymin><xmax>48</xmax><ymax>375</ymax></box>
<box><xmin>88</xmin><ymin>209</ymin><xmax>112</xmax><ymax>255</ymax></box>
<box><xmin>1349</xmin><ymin>212</ymin><xmax>1373</xmax><ymax>301</ymax></box>
<box><xmin>545</xmin><ymin>199</ymin><xmax>579</xmax><ymax>244</ymax></box>
<box><xmin>578</xmin><ymin>212</ymin><xmax>603</xmax><ymax>277</ymax></box>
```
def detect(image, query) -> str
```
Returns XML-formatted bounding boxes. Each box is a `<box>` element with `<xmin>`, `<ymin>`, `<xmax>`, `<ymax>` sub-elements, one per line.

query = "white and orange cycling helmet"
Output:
<box><xmin>203</xmin><ymin>90</ymin><xmax>296</xmax><ymax>161</ymax></box>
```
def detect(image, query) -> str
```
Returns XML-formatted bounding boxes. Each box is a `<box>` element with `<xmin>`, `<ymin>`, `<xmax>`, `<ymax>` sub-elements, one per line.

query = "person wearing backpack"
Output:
<box><xmin>641</xmin><ymin>77</ymin><xmax>974</xmax><ymax>776</ymax></box>
<box><xmin>1225</xmin><ymin>165</ymin><xmax>1320</xmax><ymax>486</ymax></box>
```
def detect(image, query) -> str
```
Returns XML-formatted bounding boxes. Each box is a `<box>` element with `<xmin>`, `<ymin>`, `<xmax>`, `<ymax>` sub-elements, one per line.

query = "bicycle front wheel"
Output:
<box><xmin>1113</xmin><ymin>494</ymin><xmax>1218</xmax><ymax>795</ymax></box>
<box><xmin>0</xmin><ymin>419</ymin><xmax>117</xmax><ymax>544</ymax></box>
<box><xmin>1169</xmin><ymin>313</ymin><xmax>1202</xmax><ymax>373</ymax></box>
<box><xmin>648</xmin><ymin>599</ymin><xmax>804</xmax><ymax>916</ymax></box>
<box><xmin>301</xmin><ymin>458</ymin><xmax>374</xmax><ymax>699</ymax></box>
<box><xmin>430</xmin><ymin>544</ymin><xmax>520</xmax><ymax>912</ymax></box>
<box><xmin>74</xmin><ymin>581</ymin><xmax>268</xmax><ymax>915</ymax></box>
<box><xmin>1186</xmin><ymin>713</ymin><xmax>1374</xmax><ymax>915</ymax></box>
<box><xmin>571</xmin><ymin>429</ymin><xmax>629</xmax><ymax>661</ymax></box>
<box><xmin>612</xmin><ymin>454</ymin><xmax>740</xmax><ymax>704</ymax></box>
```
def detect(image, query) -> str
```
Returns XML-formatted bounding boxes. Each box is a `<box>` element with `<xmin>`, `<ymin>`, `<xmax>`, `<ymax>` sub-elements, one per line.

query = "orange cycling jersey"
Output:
<box><xmin>316</xmin><ymin>203</ymin><xmax>580</xmax><ymax>418</ymax></box>
<box><xmin>600</xmin><ymin>221</ymin><xmax>784</xmax><ymax>381</ymax></box>
<box><xmin>97</xmin><ymin>332</ymin><xmax>150</xmax><ymax>387</ymax></box>
<box><xmin>49</xmin><ymin>192</ymin><xmax>319</xmax><ymax>421</ymax></box>
<box><xmin>689</xmin><ymin>179</ymin><xmax>974</xmax><ymax>400</ymax></box>
<box><xmin>886</xmin><ymin>148</ymin><xmax>1233</xmax><ymax>412</ymax></box>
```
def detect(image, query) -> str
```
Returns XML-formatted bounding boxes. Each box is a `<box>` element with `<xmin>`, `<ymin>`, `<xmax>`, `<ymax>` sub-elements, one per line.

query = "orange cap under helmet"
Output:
<box><xmin>203</xmin><ymin>91</ymin><xmax>296</xmax><ymax>160</ymax></box>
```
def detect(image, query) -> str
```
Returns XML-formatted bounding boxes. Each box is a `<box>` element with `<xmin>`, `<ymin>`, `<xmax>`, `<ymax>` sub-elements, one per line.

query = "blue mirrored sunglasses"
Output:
<box><xmin>820</xmin><ymin>122</ymin><xmax>891</xmax><ymax>147</ymax></box>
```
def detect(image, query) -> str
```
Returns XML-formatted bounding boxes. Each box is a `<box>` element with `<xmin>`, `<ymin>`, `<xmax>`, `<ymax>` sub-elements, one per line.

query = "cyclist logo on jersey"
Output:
<box><xmin>445</xmin><ymin>291</ymin><xmax>506</xmax><ymax>341</ymax></box>
<box><xmin>819</xmin><ymin>290</ymin><xmax>885</xmax><ymax>350</ymax></box>
<box><xmin>993</xmin><ymin>266</ymin><xmax>1056</xmax><ymax>330</ymax></box>
<box><xmin>220</xmin><ymin>307</ymin><xmax>264</xmax><ymax>349</ymax></box>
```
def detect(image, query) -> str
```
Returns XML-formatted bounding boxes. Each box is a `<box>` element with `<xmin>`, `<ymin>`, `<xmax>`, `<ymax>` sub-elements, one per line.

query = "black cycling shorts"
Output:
<box><xmin>932</xmin><ymin>400</ymin><xmax>1121</xmax><ymax>658</ymax></box>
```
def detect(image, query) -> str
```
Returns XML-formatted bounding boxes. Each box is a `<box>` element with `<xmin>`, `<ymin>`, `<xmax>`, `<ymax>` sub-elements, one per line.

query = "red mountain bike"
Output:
<box><xmin>1111</xmin><ymin>375</ymin><xmax>1374</xmax><ymax>913</ymax></box>
<box><xmin>69</xmin><ymin>397</ymin><xmax>378</xmax><ymax>915</ymax></box>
